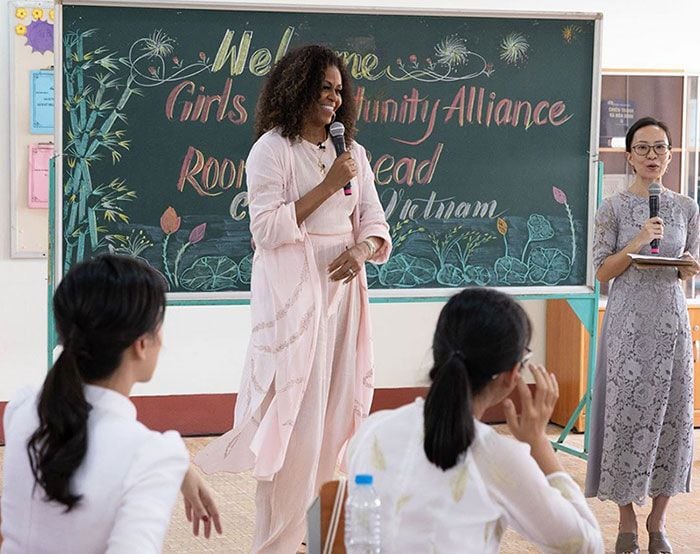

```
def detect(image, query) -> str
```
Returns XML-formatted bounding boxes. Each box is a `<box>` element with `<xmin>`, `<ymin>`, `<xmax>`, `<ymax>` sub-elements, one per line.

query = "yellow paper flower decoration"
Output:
<box><xmin>16</xmin><ymin>24</ymin><xmax>27</xmax><ymax>36</ymax></box>
<box><xmin>49</xmin><ymin>9</ymin><xmax>54</xmax><ymax>21</ymax></box>
<box><xmin>32</xmin><ymin>8</ymin><xmax>44</xmax><ymax>20</ymax></box>
<box><xmin>15</xmin><ymin>7</ymin><xmax>28</xmax><ymax>19</ymax></box>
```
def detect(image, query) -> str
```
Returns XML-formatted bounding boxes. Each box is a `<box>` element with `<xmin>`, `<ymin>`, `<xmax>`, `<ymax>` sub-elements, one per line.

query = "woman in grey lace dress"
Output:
<box><xmin>585</xmin><ymin>117</ymin><xmax>700</xmax><ymax>554</ymax></box>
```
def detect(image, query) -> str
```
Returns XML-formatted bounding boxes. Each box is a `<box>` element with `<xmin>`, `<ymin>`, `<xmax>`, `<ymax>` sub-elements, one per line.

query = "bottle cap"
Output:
<box><xmin>354</xmin><ymin>474</ymin><xmax>373</xmax><ymax>485</ymax></box>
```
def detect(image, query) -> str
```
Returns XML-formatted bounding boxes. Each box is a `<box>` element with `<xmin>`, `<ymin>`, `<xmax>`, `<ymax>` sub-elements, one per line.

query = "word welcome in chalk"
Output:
<box><xmin>211</xmin><ymin>27</ymin><xmax>294</xmax><ymax>77</ymax></box>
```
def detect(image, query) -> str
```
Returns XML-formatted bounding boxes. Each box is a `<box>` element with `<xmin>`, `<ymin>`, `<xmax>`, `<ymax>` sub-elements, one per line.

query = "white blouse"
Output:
<box><xmin>347</xmin><ymin>398</ymin><xmax>604</xmax><ymax>554</ymax></box>
<box><xmin>1</xmin><ymin>385</ymin><xmax>188</xmax><ymax>554</ymax></box>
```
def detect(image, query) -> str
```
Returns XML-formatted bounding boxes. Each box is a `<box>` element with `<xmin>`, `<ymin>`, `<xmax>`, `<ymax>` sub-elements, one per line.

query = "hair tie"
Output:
<box><xmin>451</xmin><ymin>350</ymin><xmax>466</xmax><ymax>363</ymax></box>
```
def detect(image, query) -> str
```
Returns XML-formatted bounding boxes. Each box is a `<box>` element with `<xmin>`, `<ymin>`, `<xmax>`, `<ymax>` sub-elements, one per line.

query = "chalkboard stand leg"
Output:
<box><xmin>550</xmin><ymin>161</ymin><xmax>603</xmax><ymax>460</ymax></box>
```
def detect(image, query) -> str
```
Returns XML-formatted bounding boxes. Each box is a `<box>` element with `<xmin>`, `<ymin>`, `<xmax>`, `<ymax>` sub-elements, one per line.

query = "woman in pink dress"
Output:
<box><xmin>195</xmin><ymin>44</ymin><xmax>391</xmax><ymax>553</ymax></box>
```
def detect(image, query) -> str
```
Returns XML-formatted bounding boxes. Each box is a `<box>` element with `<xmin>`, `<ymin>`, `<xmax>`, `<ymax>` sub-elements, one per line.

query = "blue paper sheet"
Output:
<box><xmin>30</xmin><ymin>69</ymin><xmax>54</xmax><ymax>134</ymax></box>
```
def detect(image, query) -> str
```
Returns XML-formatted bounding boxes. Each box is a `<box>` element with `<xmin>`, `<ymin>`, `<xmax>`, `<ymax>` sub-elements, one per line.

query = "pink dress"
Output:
<box><xmin>195</xmin><ymin>129</ymin><xmax>391</xmax><ymax>552</ymax></box>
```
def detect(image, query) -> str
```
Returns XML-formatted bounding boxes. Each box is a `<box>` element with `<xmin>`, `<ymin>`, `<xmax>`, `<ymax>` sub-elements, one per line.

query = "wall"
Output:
<box><xmin>2</xmin><ymin>0</ymin><xmax>699</xmax><ymax>401</ymax></box>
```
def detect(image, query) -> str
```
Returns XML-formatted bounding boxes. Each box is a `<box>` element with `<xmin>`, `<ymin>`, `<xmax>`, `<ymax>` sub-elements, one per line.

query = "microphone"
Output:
<box><xmin>648</xmin><ymin>182</ymin><xmax>662</xmax><ymax>254</ymax></box>
<box><xmin>329</xmin><ymin>121</ymin><xmax>352</xmax><ymax>196</ymax></box>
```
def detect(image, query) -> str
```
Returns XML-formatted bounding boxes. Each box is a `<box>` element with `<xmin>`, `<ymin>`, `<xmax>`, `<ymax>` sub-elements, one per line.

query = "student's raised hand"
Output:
<box><xmin>181</xmin><ymin>466</ymin><xmax>222</xmax><ymax>538</ymax></box>
<box><xmin>502</xmin><ymin>364</ymin><xmax>559</xmax><ymax>448</ymax></box>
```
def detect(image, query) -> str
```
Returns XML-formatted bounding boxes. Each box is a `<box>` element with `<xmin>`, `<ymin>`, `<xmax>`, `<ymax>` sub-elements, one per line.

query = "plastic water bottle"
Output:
<box><xmin>345</xmin><ymin>474</ymin><xmax>381</xmax><ymax>553</ymax></box>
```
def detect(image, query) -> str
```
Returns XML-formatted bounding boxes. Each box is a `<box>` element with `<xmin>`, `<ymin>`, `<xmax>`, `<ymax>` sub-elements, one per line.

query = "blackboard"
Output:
<box><xmin>58</xmin><ymin>3</ymin><xmax>599</xmax><ymax>296</ymax></box>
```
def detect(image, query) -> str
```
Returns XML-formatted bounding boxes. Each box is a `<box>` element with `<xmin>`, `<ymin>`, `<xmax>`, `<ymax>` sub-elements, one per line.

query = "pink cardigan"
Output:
<box><xmin>195</xmin><ymin>130</ymin><xmax>391</xmax><ymax>479</ymax></box>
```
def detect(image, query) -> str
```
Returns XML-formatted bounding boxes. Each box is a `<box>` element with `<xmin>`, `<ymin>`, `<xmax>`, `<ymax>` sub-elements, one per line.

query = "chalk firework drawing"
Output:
<box><xmin>387</xmin><ymin>35</ymin><xmax>494</xmax><ymax>83</ymax></box>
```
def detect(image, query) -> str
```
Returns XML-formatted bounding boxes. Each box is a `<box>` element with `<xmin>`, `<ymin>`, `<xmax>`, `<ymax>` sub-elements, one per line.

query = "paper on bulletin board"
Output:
<box><xmin>10</xmin><ymin>1</ymin><xmax>54</xmax><ymax>258</ymax></box>
<box><xmin>28</xmin><ymin>143</ymin><xmax>52</xmax><ymax>208</ymax></box>
<box><xmin>30</xmin><ymin>69</ymin><xmax>54</xmax><ymax>134</ymax></box>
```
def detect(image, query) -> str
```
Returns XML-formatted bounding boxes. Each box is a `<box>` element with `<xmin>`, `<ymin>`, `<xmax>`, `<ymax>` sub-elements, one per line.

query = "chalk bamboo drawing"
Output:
<box><xmin>387</xmin><ymin>35</ymin><xmax>493</xmax><ymax>82</ymax></box>
<box><xmin>63</xmin><ymin>29</ymin><xmax>133</xmax><ymax>270</ymax></box>
<box><xmin>62</xmin><ymin>28</ymin><xmax>210</xmax><ymax>272</ymax></box>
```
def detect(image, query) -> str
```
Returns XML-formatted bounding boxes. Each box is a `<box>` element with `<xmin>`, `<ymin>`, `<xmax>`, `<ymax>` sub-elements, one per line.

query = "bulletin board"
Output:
<box><xmin>9</xmin><ymin>1</ymin><xmax>54</xmax><ymax>258</ymax></box>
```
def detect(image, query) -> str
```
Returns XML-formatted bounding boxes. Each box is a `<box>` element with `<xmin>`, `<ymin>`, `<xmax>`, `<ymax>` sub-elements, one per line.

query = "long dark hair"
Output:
<box><xmin>625</xmin><ymin>116</ymin><xmax>672</xmax><ymax>152</ymax></box>
<box><xmin>254</xmin><ymin>44</ymin><xmax>357</xmax><ymax>143</ymax></box>
<box><xmin>423</xmin><ymin>288</ymin><xmax>531</xmax><ymax>470</ymax></box>
<box><xmin>27</xmin><ymin>255</ymin><xmax>166</xmax><ymax>510</ymax></box>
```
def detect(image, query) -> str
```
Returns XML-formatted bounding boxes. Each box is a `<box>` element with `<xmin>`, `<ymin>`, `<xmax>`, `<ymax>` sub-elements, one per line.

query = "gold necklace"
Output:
<box><xmin>306</xmin><ymin>139</ymin><xmax>327</xmax><ymax>174</ymax></box>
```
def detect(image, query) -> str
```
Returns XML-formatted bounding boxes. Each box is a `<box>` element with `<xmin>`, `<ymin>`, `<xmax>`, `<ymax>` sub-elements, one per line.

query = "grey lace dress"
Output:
<box><xmin>585</xmin><ymin>188</ymin><xmax>699</xmax><ymax>505</ymax></box>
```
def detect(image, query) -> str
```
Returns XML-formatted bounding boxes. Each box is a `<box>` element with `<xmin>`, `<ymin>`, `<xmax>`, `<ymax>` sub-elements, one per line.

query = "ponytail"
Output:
<box><xmin>27</xmin><ymin>348</ymin><xmax>90</xmax><ymax>510</ymax></box>
<box><xmin>26</xmin><ymin>254</ymin><xmax>166</xmax><ymax>510</ymax></box>
<box><xmin>423</xmin><ymin>352</ymin><xmax>474</xmax><ymax>470</ymax></box>
<box><xmin>422</xmin><ymin>288</ymin><xmax>531</xmax><ymax>472</ymax></box>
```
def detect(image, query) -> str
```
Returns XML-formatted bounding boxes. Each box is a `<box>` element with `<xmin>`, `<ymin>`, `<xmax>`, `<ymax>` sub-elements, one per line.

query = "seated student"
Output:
<box><xmin>347</xmin><ymin>288</ymin><xmax>604</xmax><ymax>553</ymax></box>
<box><xmin>1</xmin><ymin>255</ymin><xmax>221</xmax><ymax>553</ymax></box>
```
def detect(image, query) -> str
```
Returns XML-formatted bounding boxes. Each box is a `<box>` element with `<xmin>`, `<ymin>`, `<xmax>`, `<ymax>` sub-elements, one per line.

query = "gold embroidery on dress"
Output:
<box><xmin>549</xmin><ymin>476</ymin><xmax>574</xmax><ymax>501</ymax></box>
<box><xmin>449</xmin><ymin>465</ymin><xmax>469</xmax><ymax>502</ymax></box>
<box><xmin>395</xmin><ymin>494</ymin><xmax>412</xmax><ymax>514</ymax></box>
<box><xmin>484</xmin><ymin>519</ymin><xmax>505</xmax><ymax>545</ymax></box>
<box><xmin>371</xmin><ymin>435</ymin><xmax>387</xmax><ymax>471</ymax></box>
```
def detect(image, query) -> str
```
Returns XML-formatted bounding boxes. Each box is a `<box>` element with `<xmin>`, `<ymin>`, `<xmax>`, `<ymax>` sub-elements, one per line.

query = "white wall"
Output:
<box><xmin>2</xmin><ymin>0</ymin><xmax>699</xmax><ymax>400</ymax></box>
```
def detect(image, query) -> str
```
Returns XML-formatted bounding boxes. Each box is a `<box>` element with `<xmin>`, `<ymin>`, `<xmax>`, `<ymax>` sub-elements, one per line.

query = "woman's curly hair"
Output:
<box><xmin>254</xmin><ymin>44</ymin><xmax>357</xmax><ymax>144</ymax></box>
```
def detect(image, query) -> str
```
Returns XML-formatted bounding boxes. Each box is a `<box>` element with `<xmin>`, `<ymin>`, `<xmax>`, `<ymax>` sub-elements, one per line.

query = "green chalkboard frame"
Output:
<box><xmin>52</xmin><ymin>1</ymin><xmax>603</xmax><ymax>302</ymax></box>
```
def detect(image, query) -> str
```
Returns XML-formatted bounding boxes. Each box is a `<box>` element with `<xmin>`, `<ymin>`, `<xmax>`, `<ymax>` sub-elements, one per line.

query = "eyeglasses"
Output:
<box><xmin>491</xmin><ymin>346</ymin><xmax>533</xmax><ymax>380</ymax></box>
<box><xmin>631</xmin><ymin>143</ymin><xmax>670</xmax><ymax>157</ymax></box>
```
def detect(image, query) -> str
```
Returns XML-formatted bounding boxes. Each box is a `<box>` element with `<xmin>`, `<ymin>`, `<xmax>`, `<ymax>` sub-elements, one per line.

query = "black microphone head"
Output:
<box><xmin>648</xmin><ymin>183</ymin><xmax>662</xmax><ymax>197</ymax></box>
<box><xmin>329</xmin><ymin>121</ymin><xmax>345</xmax><ymax>138</ymax></box>
<box><xmin>329</xmin><ymin>121</ymin><xmax>346</xmax><ymax>155</ymax></box>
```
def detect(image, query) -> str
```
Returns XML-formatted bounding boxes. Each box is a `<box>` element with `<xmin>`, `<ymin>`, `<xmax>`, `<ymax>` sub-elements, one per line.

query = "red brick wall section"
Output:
<box><xmin>0</xmin><ymin>386</ymin><xmax>536</xmax><ymax>445</ymax></box>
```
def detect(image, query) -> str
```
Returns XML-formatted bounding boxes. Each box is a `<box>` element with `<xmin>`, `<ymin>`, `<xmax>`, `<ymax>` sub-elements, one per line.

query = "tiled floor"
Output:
<box><xmin>2</xmin><ymin>426</ymin><xmax>699</xmax><ymax>553</ymax></box>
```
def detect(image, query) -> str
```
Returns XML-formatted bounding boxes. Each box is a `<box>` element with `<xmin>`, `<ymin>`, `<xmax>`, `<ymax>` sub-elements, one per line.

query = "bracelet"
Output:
<box><xmin>362</xmin><ymin>239</ymin><xmax>377</xmax><ymax>260</ymax></box>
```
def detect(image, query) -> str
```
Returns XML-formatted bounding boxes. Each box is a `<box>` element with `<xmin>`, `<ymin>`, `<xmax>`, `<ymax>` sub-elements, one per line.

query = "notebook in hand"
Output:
<box><xmin>627</xmin><ymin>253</ymin><xmax>695</xmax><ymax>267</ymax></box>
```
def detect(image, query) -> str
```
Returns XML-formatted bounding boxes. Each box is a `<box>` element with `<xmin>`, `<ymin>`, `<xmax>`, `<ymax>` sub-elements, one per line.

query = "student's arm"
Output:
<box><xmin>489</xmin><ymin>367</ymin><xmax>603</xmax><ymax>553</ymax></box>
<box><xmin>107</xmin><ymin>432</ymin><xmax>189</xmax><ymax>554</ymax></box>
